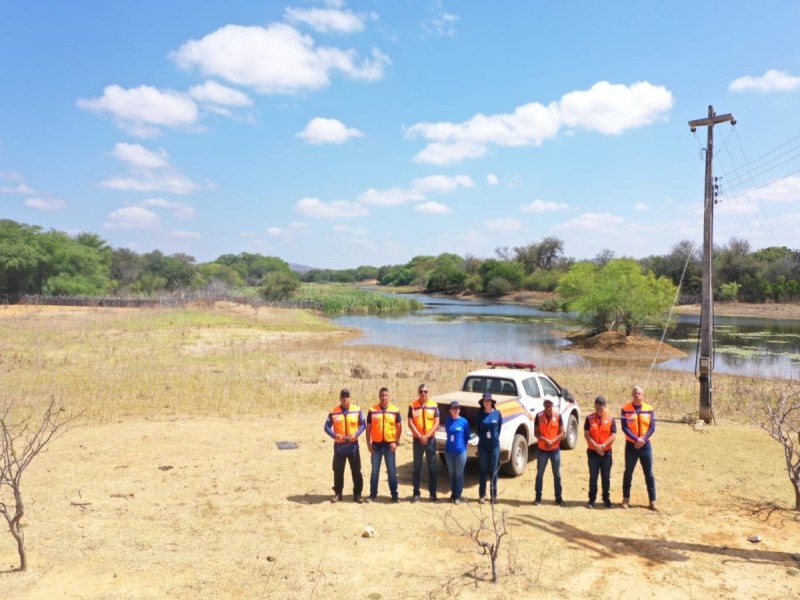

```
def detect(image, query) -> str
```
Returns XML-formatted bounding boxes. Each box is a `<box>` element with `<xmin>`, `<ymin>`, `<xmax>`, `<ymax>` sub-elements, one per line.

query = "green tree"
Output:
<box><xmin>259</xmin><ymin>271</ymin><xmax>300</xmax><ymax>301</ymax></box>
<box><xmin>558</xmin><ymin>259</ymin><xmax>676</xmax><ymax>335</ymax></box>
<box><xmin>479</xmin><ymin>259</ymin><xmax>524</xmax><ymax>297</ymax></box>
<box><xmin>426</xmin><ymin>264</ymin><xmax>468</xmax><ymax>294</ymax></box>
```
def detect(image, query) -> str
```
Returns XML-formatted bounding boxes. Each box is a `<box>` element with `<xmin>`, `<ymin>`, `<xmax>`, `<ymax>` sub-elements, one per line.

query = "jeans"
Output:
<box><xmin>412</xmin><ymin>437</ymin><xmax>438</xmax><ymax>496</ymax></box>
<box><xmin>369</xmin><ymin>444</ymin><xmax>398</xmax><ymax>498</ymax></box>
<box><xmin>535</xmin><ymin>448</ymin><xmax>562</xmax><ymax>501</ymax></box>
<box><xmin>444</xmin><ymin>450</ymin><xmax>467</xmax><ymax>500</ymax></box>
<box><xmin>587</xmin><ymin>451</ymin><xmax>612</xmax><ymax>504</ymax></box>
<box><xmin>622</xmin><ymin>442</ymin><xmax>656</xmax><ymax>501</ymax></box>
<box><xmin>478</xmin><ymin>444</ymin><xmax>500</xmax><ymax>500</ymax></box>
<box><xmin>332</xmin><ymin>450</ymin><xmax>363</xmax><ymax>499</ymax></box>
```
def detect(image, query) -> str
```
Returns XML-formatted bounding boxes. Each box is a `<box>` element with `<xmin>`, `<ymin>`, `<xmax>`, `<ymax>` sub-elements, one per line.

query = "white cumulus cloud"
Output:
<box><xmin>110</xmin><ymin>143</ymin><xmax>170</xmax><ymax>169</ymax></box>
<box><xmin>634</xmin><ymin>202</ymin><xmax>650</xmax><ymax>211</ymax></box>
<box><xmin>170</xmin><ymin>23</ymin><xmax>389</xmax><ymax>95</ymax></box>
<box><xmin>358</xmin><ymin>187</ymin><xmax>424</xmax><ymax>206</ymax></box>
<box><xmin>521</xmin><ymin>199</ymin><xmax>568</xmax><ymax>213</ymax></box>
<box><xmin>297</xmin><ymin>117</ymin><xmax>364</xmax><ymax>144</ymax></box>
<box><xmin>78</xmin><ymin>84</ymin><xmax>199</xmax><ymax>137</ymax></box>
<box><xmin>729</xmin><ymin>69</ymin><xmax>800</xmax><ymax>93</ymax></box>
<box><xmin>188</xmin><ymin>80</ymin><xmax>253</xmax><ymax>110</ymax></box>
<box><xmin>411</xmin><ymin>174</ymin><xmax>474</xmax><ymax>193</ymax></box>
<box><xmin>407</xmin><ymin>80</ymin><xmax>674</xmax><ymax>165</ymax></box>
<box><xmin>142</xmin><ymin>198</ymin><xmax>196</xmax><ymax>219</ymax></box>
<box><xmin>25</xmin><ymin>197</ymin><xmax>65</xmax><ymax>211</ymax></box>
<box><xmin>104</xmin><ymin>206</ymin><xmax>161</xmax><ymax>230</ymax></box>
<box><xmin>415</xmin><ymin>201</ymin><xmax>452</xmax><ymax>214</ymax></box>
<box><xmin>101</xmin><ymin>143</ymin><xmax>208</xmax><ymax>195</ymax></box>
<box><xmin>553</xmin><ymin>212</ymin><xmax>624</xmax><ymax>231</ymax></box>
<box><xmin>285</xmin><ymin>7</ymin><xmax>366</xmax><ymax>34</ymax></box>
<box><xmin>486</xmin><ymin>173</ymin><xmax>499</xmax><ymax>185</ymax></box>
<box><xmin>296</xmin><ymin>197</ymin><xmax>369</xmax><ymax>218</ymax></box>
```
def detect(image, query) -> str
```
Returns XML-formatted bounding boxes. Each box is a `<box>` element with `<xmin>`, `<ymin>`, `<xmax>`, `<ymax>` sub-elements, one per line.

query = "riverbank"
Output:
<box><xmin>1</xmin><ymin>304</ymin><xmax>798</xmax><ymax>599</ymax></box>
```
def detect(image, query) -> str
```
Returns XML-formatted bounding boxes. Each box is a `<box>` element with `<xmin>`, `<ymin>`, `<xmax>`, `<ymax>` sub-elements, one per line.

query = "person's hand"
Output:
<box><xmin>420</xmin><ymin>434</ymin><xmax>428</xmax><ymax>445</ymax></box>
<box><xmin>367</xmin><ymin>444</ymin><xmax>374</xmax><ymax>454</ymax></box>
<box><xmin>390</xmin><ymin>442</ymin><xmax>397</xmax><ymax>453</ymax></box>
<box><xmin>334</xmin><ymin>434</ymin><xmax>344</xmax><ymax>443</ymax></box>
<box><xmin>635</xmin><ymin>438</ymin><xmax>645</xmax><ymax>449</ymax></box>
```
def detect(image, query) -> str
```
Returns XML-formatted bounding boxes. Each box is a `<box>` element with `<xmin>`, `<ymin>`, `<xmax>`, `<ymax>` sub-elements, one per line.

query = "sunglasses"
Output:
<box><xmin>420</xmin><ymin>390</ymin><xmax>428</xmax><ymax>394</ymax></box>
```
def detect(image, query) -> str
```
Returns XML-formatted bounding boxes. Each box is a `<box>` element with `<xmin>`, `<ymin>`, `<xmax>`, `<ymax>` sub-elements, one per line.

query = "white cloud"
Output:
<box><xmin>358</xmin><ymin>186</ymin><xmax>424</xmax><ymax>206</ymax></box>
<box><xmin>732</xmin><ymin>174</ymin><xmax>800</xmax><ymax>203</ymax></box>
<box><xmin>0</xmin><ymin>183</ymin><xmax>34</xmax><ymax>194</ymax></box>
<box><xmin>297</xmin><ymin>117</ymin><xmax>364</xmax><ymax>144</ymax></box>
<box><xmin>407</xmin><ymin>80</ymin><xmax>674</xmax><ymax>165</ymax></box>
<box><xmin>142</xmin><ymin>198</ymin><xmax>196</xmax><ymax>219</ymax></box>
<box><xmin>411</xmin><ymin>174</ymin><xmax>474</xmax><ymax>193</ymax></box>
<box><xmin>25</xmin><ymin>197</ymin><xmax>65</xmax><ymax>211</ymax></box>
<box><xmin>634</xmin><ymin>202</ymin><xmax>650</xmax><ymax>211</ymax></box>
<box><xmin>110</xmin><ymin>143</ymin><xmax>170</xmax><ymax>169</ymax></box>
<box><xmin>104</xmin><ymin>206</ymin><xmax>161</xmax><ymax>229</ymax></box>
<box><xmin>285</xmin><ymin>7</ymin><xmax>366</xmax><ymax>34</ymax></box>
<box><xmin>296</xmin><ymin>197</ymin><xmax>369</xmax><ymax>217</ymax></box>
<box><xmin>0</xmin><ymin>171</ymin><xmax>24</xmax><ymax>181</ymax></box>
<box><xmin>188</xmin><ymin>80</ymin><xmax>253</xmax><ymax>108</ymax></box>
<box><xmin>729</xmin><ymin>69</ymin><xmax>800</xmax><ymax>93</ymax></box>
<box><xmin>421</xmin><ymin>11</ymin><xmax>460</xmax><ymax>37</ymax></box>
<box><xmin>100</xmin><ymin>172</ymin><xmax>205</xmax><ymax>195</ymax></box>
<box><xmin>78</xmin><ymin>84</ymin><xmax>199</xmax><ymax>137</ymax></box>
<box><xmin>415</xmin><ymin>201</ymin><xmax>452</xmax><ymax>214</ymax></box>
<box><xmin>170</xmin><ymin>229</ymin><xmax>201</xmax><ymax>240</ymax></box>
<box><xmin>102</xmin><ymin>143</ymin><xmax>208</xmax><ymax>195</ymax></box>
<box><xmin>486</xmin><ymin>173</ymin><xmax>499</xmax><ymax>185</ymax></box>
<box><xmin>553</xmin><ymin>212</ymin><xmax>624</xmax><ymax>231</ymax></box>
<box><xmin>170</xmin><ymin>23</ymin><xmax>389</xmax><ymax>95</ymax></box>
<box><xmin>485</xmin><ymin>218</ymin><xmax>521</xmax><ymax>231</ymax></box>
<box><xmin>559</xmin><ymin>81</ymin><xmax>674</xmax><ymax>134</ymax></box>
<box><xmin>521</xmin><ymin>199</ymin><xmax>568</xmax><ymax>213</ymax></box>
<box><xmin>268</xmin><ymin>221</ymin><xmax>309</xmax><ymax>237</ymax></box>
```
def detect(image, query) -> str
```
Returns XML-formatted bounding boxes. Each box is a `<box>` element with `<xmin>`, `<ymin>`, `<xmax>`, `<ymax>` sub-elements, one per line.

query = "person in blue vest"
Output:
<box><xmin>323</xmin><ymin>388</ymin><xmax>366</xmax><ymax>503</ymax></box>
<box><xmin>444</xmin><ymin>401</ymin><xmax>471</xmax><ymax>505</ymax></box>
<box><xmin>475</xmin><ymin>392</ymin><xmax>503</xmax><ymax>504</ymax></box>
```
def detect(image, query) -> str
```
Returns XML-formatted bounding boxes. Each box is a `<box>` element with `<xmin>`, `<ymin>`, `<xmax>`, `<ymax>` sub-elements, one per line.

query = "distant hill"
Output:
<box><xmin>289</xmin><ymin>263</ymin><xmax>316</xmax><ymax>273</ymax></box>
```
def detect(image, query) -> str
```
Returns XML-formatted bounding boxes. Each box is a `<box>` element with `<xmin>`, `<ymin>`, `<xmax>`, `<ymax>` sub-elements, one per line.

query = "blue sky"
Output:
<box><xmin>2</xmin><ymin>1</ymin><xmax>800</xmax><ymax>269</ymax></box>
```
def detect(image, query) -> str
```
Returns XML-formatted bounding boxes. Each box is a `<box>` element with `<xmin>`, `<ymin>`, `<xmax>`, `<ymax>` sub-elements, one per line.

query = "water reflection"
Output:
<box><xmin>334</xmin><ymin>295</ymin><xmax>800</xmax><ymax>379</ymax></box>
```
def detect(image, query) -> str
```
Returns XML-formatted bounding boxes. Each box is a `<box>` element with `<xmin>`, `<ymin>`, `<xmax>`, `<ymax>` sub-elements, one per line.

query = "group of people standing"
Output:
<box><xmin>324</xmin><ymin>383</ymin><xmax>658</xmax><ymax>510</ymax></box>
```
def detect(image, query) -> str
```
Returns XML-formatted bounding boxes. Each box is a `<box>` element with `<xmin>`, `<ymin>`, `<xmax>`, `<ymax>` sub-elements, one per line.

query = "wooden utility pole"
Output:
<box><xmin>688</xmin><ymin>106</ymin><xmax>735</xmax><ymax>424</ymax></box>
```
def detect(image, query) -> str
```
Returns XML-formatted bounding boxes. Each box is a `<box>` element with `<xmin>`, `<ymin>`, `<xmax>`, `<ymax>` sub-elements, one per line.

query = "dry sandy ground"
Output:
<box><xmin>3</xmin><ymin>413</ymin><xmax>799</xmax><ymax>600</ymax></box>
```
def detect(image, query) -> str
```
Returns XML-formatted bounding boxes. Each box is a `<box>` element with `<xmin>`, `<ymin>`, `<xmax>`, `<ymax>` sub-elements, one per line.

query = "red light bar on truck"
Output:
<box><xmin>486</xmin><ymin>361</ymin><xmax>537</xmax><ymax>370</ymax></box>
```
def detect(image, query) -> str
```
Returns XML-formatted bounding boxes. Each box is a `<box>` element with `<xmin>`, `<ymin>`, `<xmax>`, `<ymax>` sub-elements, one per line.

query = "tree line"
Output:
<box><xmin>2</xmin><ymin>218</ymin><xmax>799</xmax><ymax>321</ymax></box>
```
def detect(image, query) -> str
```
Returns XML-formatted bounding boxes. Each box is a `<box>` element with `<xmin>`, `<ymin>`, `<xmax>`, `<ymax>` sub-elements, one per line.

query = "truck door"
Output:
<box><xmin>538</xmin><ymin>377</ymin><xmax>562</xmax><ymax>412</ymax></box>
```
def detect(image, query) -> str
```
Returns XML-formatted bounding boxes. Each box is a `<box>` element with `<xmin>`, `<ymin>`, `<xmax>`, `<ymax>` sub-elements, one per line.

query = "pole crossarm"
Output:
<box><xmin>688</xmin><ymin>113</ymin><xmax>735</xmax><ymax>130</ymax></box>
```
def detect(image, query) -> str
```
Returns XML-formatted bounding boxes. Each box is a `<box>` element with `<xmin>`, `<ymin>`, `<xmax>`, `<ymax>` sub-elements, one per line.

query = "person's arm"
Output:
<box><xmin>393</xmin><ymin>411</ymin><xmax>402</xmax><ymax>449</ymax></box>
<box><xmin>324</xmin><ymin>413</ymin><xmax>337</xmax><ymax>440</ymax></box>
<box><xmin>642</xmin><ymin>411</ymin><xmax>655</xmax><ymax>442</ymax></box>
<box><xmin>462</xmin><ymin>418</ymin><xmax>471</xmax><ymax>447</ymax></box>
<box><xmin>407</xmin><ymin>405</ymin><xmax>421</xmax><ymax>438</ymax></box>
<box><xmin>620</xmin><ymin>409</ymin><xmax>635</xmax><ymax>441</ymax></box>
<box><xmin>605</xmin><ymin>418</ymin><xmax>617</xmax><ymax>449</ymax></box>
<box><xmin>354</xmin><ymin>410</ymin><xmax>366</xmax><ymax>441</ymax></box>
<box><xmin>428</xmin><ymin>408</ymin><xmax>440</xmax><ymax>442</ymax></box>
<box><xmin>583</xmin><ymin>417</ymin><xmax>595</xmax><ymax>450</ymax></box>
<box><xmin>556</xmin><ymin>415</ymin><xmax>565</xmax><ymax>444</ymax></box>
<box><xmin>533</xmin><ymin>415</ymin><xmax>542</xmax><ymax>443</ymax></box>
<box><xmin>365</xmin><ymin>411</ymin><xmax>374</xmax><ymax>452</ymax></box>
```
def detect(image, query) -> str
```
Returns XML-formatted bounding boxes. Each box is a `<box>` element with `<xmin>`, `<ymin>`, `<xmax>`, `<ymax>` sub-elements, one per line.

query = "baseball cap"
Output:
<box><xmin>449</xmin><ymin>401</ymin><xmax>460</xmax><ymax>409</ymax></box>
<box><xmin>543</xmin><ymin>398</ymin><xmax>554</xmax><ymax>406</ymax></box>
<box><xmin>340</xmin><ymin>388</ymin><xmax>351</xmax><ymax>398</ymax></box>
<box><xmin>594</xmin><ymin>395</ymin><xmax>606</xmax><ymax>405</ymax></box>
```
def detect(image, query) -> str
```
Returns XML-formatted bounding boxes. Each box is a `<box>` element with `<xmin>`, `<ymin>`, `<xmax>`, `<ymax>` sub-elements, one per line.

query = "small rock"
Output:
<box><xmin>747</xmin><ymin>535</ymin><xmax>762</xmax><ymax>543</ymax></box>
<box><xmin>362</xmin><ymin>526</ymin><xmax>375</xmax><ymax>538</ymax></box>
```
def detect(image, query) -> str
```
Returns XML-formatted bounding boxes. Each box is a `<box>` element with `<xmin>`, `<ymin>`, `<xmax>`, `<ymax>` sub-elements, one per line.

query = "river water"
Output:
<box><xmin>333</xmin><ymin>294</ymin><xmax>800</xmax><ymax>380</ymax></box>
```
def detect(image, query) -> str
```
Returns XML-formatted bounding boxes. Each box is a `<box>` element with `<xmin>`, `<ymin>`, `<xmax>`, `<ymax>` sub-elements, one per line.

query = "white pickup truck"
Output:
<box><xmin>433</xmin><ymin>361</ymin><xmax>581</xmax><ymax>476</ymax></box>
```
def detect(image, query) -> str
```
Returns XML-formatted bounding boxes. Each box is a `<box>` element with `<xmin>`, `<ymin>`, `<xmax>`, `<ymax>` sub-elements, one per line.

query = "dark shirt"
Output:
<box><xmin>475</xmin><ymin>408</ymin><xmax>503</xmax><ymax>449</ymax></box>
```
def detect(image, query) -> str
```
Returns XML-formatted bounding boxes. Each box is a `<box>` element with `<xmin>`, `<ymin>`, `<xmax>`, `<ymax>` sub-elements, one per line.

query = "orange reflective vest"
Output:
<box><xmin>621</xmin><ymin>402</ymin><xmax>654</xmax><ymax>443</ymax></box>
<box><xmin>331</xmin><ymin>404</ymin><xmax>361</xmax><ymax>438</ymax></box>
<box><xmin>409</xmin><ymin>399</ymin><xmax>438</xmax><ymax>436</ymax></box>
<box><xmin>368</xmin><ymin>404</ymin><xmax>401</xmax><ymax>443</ymax></box>
<box><xmin>587</xmin><ymin>412</ymin><xmax>614</xmax><ymax>449</ymax></box>
<box><xmin>536</xmin><ymin>411</ymin><xmax>562</xmax><ymax>451</ymax></box>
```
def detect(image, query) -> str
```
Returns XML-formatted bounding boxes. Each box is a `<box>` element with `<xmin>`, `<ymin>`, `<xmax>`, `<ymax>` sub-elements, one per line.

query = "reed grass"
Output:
<box><xmin>0</xmin><ymin>303</ymin><xmax>779</xmax><ymax>425</ymax></box>
<box><xmin>293</xmin><ymin>283</ymin><xmax>422</xmax><ymax>315</ymax></box>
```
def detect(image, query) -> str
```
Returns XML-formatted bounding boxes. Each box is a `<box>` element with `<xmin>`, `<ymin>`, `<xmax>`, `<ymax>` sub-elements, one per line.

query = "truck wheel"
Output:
<box><xmin>501</xmin><ymin>433</ymin><xmax>528</xmax><ymax>477</ymax></box>
<box><xmin>560</xmin><ymin>413</ymin><xmax>579</xmax><ymax>450</ymax></box>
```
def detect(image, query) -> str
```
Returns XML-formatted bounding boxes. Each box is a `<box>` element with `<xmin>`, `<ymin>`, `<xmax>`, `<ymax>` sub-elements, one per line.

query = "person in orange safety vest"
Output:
<box><xmin>620</xmin><ymin>385</ymin><xmax>657</xmax><ymax>511</ymax></box>
<box><xmin>324</xmin><ymin>388</ymin><xmax>366</xmax><ymax>503</ymax></box>
<box><xmin>366</xmin><ymin>387</ymin><xmax>403</xmax><ymax>502</ymax></box>
<box><xmin>533</xmin><ymin>398</ymin><xmax>564</xmax><ymax>506</ymax></box>
<box><xmin>584</xmin><ymin>395</ymin><xmax>617</xmax><ymax>509</ymax></box>
<box><xmin>408</xmin><ymin>383</ymin><xmax>440</xmax><ymax>502</ymax></box>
